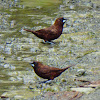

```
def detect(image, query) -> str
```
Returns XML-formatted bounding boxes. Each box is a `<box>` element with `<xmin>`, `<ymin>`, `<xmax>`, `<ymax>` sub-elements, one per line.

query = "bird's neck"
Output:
<box><xmin>34</xmin><ymin>63</ymin><xmax>42</xmax><ymax>70</ymax></box>
<box><xmin>54</xmin><ymin>23</ymin><xmax>63</xmax><ymax>27</ymax></box>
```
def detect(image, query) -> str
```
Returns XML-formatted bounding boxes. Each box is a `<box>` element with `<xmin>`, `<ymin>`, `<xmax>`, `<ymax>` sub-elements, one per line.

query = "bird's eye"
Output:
<box><xmin>33</xmin><ymin>62</ymin><xmax>37</xmax><ymax>65</ymax></box>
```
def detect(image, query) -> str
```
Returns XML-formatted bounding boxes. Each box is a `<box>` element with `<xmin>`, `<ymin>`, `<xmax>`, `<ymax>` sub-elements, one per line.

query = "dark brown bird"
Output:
<box><xmin>24</xmin><ymin>17</ymin><xmax>67</xmax><ymax>42</ymax></box>
<box><xmin>30</xmin><ymin>61</ymin><xmax>73</xmax><ymax>82</ymax></box>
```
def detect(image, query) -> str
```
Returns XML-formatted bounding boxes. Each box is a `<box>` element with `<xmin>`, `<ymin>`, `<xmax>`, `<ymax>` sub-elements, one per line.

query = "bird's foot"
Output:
<box><xmin>44</xmin><ymin>80</ymin><xmax>52</xmax><ymax>83</ymax></box>
<box><xmin>38</xmin><ymin>80</ymin><xmax>52</xmax><ymax>84</ymax></box>
<box><xmin>42</xmin><ymin>40</ymin><xmax>55</xmax><ymax>44</ymax></box>
<box><xmin>46</xmin><ymin>41</ymin><xmax>55</xmax><ymax>45</ymax></box>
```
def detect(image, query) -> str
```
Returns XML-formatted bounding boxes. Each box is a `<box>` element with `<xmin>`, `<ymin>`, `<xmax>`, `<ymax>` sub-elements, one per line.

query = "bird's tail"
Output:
<box><xmin>62</xmin><ymin>65</ymin><xmax>74</xmax><ymax>71</ymax></box>
<box><xmin>24</xmin><ymin>29</ymin><xmax>39</xmax><ymax>37</ymax></box>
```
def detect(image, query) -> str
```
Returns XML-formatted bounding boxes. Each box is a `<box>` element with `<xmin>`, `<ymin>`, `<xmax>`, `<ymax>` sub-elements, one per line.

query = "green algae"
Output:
<box><xmin>0</xmin><ymin>0</ymin><xmax>100</xmax><ymax>99</ymax></box>
<box><xmin>76</xmin><ymin>50</ymin><xmax>97</xmax><ymax>58</ymax></box>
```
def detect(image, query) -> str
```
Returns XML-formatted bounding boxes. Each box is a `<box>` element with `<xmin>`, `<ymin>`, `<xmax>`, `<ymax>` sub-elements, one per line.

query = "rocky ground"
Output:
<box><xmin>0</xmin><ymin>0</ymin><xmax>100</xmax><ymax>99</ymax></box>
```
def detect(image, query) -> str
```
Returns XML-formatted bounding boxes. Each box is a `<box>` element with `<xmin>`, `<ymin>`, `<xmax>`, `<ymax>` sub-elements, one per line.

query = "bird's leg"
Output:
<box><xmin>38</xmin><ymin>80</ymin><xmax>47</xmax><ymax>84</ymax></box>
<box><xmin>41</xmin><ymin>40</ymin><xmax>55</xmax><ymax>44</ymax></box>
<box><xmin>46</xmin><ymin>41</ymin><xmax>54</xmax><ymax>44</ymax></box>
<box><xmin>44</xmin><ymin>80</ymin><xmax>52</xmax><ymax>83</ymax></box>
<box><xmin>39</xmin><ymin>80</ymin><xmax>52</xmax><ymax>84</ymax></box>
<box><xmin>45</xmin><ymin>40</ymin><xmax>55</xmax><ymax>44</ymax></box>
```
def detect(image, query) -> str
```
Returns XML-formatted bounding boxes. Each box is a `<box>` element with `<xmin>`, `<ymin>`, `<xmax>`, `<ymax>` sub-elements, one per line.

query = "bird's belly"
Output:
<box><xmin>46</xmin><ymin>33</ymin><xmax>61</xmax><ymax>41</ymax></box>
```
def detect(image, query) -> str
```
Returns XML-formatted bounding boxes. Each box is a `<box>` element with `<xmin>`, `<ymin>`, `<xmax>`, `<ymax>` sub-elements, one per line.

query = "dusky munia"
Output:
<box><xmin>24</xmin><ymin>17</ymin><xmax>67</xmax><ymax>42</ymax></box>
<box><xmin>30</xmin><ymin>61</ymin><xmax>73</xmax><ymax>83</ymax></box>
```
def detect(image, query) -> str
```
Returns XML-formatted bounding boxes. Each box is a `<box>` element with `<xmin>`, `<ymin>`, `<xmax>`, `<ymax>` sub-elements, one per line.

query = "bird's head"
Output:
<box><xmin>30</xmin><ymin>61</ymin><xmax>38</xmax><ymax>67</ymax></box>
<box><xmin>30</xmin><ymin>61</ymin><xmax>41</xmax><ymax>68</ymax></box>
<box><xmin>54</xmin><ymin>17</ymin><xmax>67</xmax><ymax>26</ymax></box>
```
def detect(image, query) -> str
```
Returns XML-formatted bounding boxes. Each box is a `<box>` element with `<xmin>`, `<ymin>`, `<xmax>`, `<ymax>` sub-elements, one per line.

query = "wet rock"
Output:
<box><xmin>76</xmin><ymin>69</ymin><xmax>86</xmax><ymax>77</ymax></box>
<box><xmin>43</xmin><ymin>91</ymin><xmax>83</xmax><ymax>100</ymax></box>
<box><xmin>71</xmin><ymin>87</ymin><xmax>95</xmax><ymax>94</ymax></box>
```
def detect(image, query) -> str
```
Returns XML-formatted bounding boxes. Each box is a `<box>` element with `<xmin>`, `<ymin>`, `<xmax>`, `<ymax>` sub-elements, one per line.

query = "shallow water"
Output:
<box><xmin>0</xmin><ymin>0</ymin><xmax>100</xmax><ymax>99</ymax></box>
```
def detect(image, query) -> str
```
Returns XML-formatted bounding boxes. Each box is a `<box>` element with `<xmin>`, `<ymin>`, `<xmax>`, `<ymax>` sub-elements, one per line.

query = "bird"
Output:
<box><xmin>30</xmin><ymin>61</ymin><xmax>73</xmax><ymax>83</ymax></box>
<box><xmin>24</xmin><ymin>17</ymin><xmax>67</xmax><ymax>43</ymax></box>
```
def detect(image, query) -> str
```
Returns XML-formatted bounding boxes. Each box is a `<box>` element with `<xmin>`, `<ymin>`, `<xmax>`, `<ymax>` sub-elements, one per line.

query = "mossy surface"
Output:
<box><xmin>0</xmin><ymin>0</ymin><xmax>100</xmax><ymax>99</ymax></box>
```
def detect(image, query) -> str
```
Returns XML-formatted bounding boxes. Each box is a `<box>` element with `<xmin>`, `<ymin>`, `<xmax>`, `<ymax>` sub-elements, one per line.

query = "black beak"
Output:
<box><xmin>64</xmin><ymin>18</ymin><xmax>67</xmax><ymax>20</ymax></box>
<box><xmin>63</xmin><ymin>18</ymin><xmax>67</xmax><ymax>24</ymax></box>
<box><xmin>29</xmin><ymin>62</ymin><xmax>33</xmax><ymax>65</ymax></box>
<box><xmin>29</xmin><ymin>62</ymin><xmax>34</xmax><ymax>66</ymax></box>
<box><xmin>29</xmin><ymin>63</ymin><xmax>35</xmax><ymax>67</ymax></box>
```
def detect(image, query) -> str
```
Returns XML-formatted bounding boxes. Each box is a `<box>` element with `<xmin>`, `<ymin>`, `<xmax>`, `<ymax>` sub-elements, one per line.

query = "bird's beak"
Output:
<box><xmin>63</xmin><ymin>18</ymin><xmax>67</xmax><ymax>20</ymax></box>
<box><xmin>29</xmin><ymin>63</ymin><xmax>34</xmax><ymax>67</ymax></box>
<box><xmin>63</xmin><ymin>18</ymin><xmax>67</xmax><ymax>23</ymax></box>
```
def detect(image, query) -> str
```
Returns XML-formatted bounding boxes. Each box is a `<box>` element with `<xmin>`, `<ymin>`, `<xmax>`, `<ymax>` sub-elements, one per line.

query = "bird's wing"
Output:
<box><xmin>36</xmin><ymin>26</ymin><xmax>57</xmax><ymax>35</ymax></box>
<box><xmin>40</xmin><ymin>66</ymin><xmax>61</xmax><ymax>74</ymax></box>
